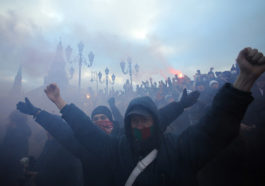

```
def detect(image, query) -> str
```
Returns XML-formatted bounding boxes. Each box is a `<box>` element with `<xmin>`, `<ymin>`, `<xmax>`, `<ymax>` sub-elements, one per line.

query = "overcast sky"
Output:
<box><xmin>0</xmin><ymin>0</ymin><xmax>265</xmax><ymax>94</ymax></box>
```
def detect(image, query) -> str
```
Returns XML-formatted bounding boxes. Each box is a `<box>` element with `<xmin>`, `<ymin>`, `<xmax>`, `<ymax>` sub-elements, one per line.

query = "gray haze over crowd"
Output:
<box><xmin>0</xmin><ymin>0</ymin><xmax>265</xmax><ymax>95</ymax></box>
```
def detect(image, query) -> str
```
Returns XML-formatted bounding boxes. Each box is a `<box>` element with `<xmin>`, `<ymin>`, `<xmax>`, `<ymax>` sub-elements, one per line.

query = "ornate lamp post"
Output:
<box><xmin>98</xmin><ymin>67</ymin><xmax>115</xmax><ymax>95</ymax></box>
<box><xmin>120</xmin><ymin>57</ymin><xmax>139</xmax><ymax>87</ymax></box>
<box><xmin>65</xmin><ymin>42</ymin><xmax>94</xmax><ymax>91</ymax></box>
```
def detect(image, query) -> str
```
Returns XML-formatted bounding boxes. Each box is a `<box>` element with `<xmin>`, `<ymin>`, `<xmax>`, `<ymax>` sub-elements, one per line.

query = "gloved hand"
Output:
<box><xmin>16</xmin><ymin>97</ymin><xmax>41</xmax><ymax>116</ymax></box>
<box><xmin>108</xmin><ymin>97</ymin><xmax>115</xmax><ymax>106</ymax></box>
<box><xmin>179</xmin><ymin>89</ymin><xmax>200</xmax><ymax>109</ymax></box>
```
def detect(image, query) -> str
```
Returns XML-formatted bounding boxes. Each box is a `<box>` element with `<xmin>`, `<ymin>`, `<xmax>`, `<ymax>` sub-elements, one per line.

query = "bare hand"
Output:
<box><xmin>236</xmin><ymin>47</ymin><xmax>265</xmax><ymax>79</ymax></box>
<box><xmin>44</xmin><ymin>83</ymin><xmax>61</xmax><ymax>103</ymax></box>
<box><xmin>44</xmin><ymin>83</ymin><xmax>66</xmax><ymax>110</ymax></box>
<box><xmin>234</xmin><ymin>48</ymin><xmax>265</xmax><ymax>91</ymax></box>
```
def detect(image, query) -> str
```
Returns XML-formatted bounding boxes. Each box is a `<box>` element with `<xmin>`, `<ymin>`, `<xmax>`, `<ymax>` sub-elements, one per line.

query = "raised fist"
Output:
<box><xmin>44</xmin><ymin>83</ymin><xmax>61</xmax><ymax>103</ymax></box>
<box><xmin>236</xmin><ymin>48</ymin><xmax>265</xmax><ymax>79</ymax></box>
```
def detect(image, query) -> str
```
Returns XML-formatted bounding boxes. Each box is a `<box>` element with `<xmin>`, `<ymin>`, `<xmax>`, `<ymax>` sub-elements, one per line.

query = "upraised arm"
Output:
<box><xmin>177</xmin><ymin>47</ymin><xmax>265</xmax><ymax>172</ymax></box>
<box><xmin>35</xmin><ymin>111</ymin><xmax>90</xmax><ymax>160</ymax></box>
<box><xmin>158</xmin><ymin>89</ymin><xmax>200</xmax><ymax>132</ymax></box>
<box><xmin>108</xmin><ymin>97</ymin><xmax>124</xmax><ymax>128</ymax></box>
<box><xmin>44</xmin><ymin>83</ymin><xmax>111</xmax><ymax>155</ymax></box>
<box><xmin>233</xmin><ymin>47</ymin><xmax>265</xmax><ymax>91</ymax></box>
<box><xmin>16</xmin><ymin>97</ymin><xmax>89</xmax><ymax>160</ymax></box>
<box><xmin>44</xmin><ymin>83</ymin><xmax>66</xmax><ymax>110</ymax></box>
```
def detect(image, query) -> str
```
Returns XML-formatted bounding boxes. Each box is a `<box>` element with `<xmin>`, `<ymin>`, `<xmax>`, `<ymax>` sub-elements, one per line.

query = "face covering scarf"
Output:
<box><xmin>133</xmin><ymin>126</ymin><xmax>154</xmax><ymax>141</ymax></box>
<box><xmin>95</xmin><ymin>120</ymin><xmax>113</xmax><ymax>134</ymax></box>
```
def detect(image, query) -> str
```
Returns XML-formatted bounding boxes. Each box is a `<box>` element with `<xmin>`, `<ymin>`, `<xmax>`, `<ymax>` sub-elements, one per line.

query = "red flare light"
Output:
<box><xmin>169</xmin><ymin>68</ymin><xmax>184</xmax><ymax>79</ymax></box>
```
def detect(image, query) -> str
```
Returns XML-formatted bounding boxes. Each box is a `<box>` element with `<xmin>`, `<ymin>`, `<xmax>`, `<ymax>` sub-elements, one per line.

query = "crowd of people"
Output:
<box><xmin>0</xmin><ymin>47</ymin><xmax>264</xmax><ymax>186</ymax></box>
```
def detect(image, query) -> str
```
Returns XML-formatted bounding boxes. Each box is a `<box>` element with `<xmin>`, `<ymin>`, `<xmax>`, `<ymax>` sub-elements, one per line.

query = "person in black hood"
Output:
<box><xmin>17</xmin><ymin>88</ymin><xmax>199</xmax><ymax>186</ymax></box>
<box><xmin>43</xmin><ymin>47</ymin><xmax>265</xmax><ymax>185</ymax></box>
<box><xmin>45</xmin><ymin>82</ymin><xmax>241</xmax><ymax>185</ymax></box>
<box><xmin>124</xmin><ymin>98</ymin><xmax>162</xmax><ymax>158</ymax></box>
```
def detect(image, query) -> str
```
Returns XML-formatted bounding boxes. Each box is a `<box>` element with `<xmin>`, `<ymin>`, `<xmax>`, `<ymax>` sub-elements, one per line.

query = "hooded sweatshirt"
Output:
<box><xmin>61</xmin><ymin>84</ymin><xmax>253</xmax><ymax>186</ymax></box>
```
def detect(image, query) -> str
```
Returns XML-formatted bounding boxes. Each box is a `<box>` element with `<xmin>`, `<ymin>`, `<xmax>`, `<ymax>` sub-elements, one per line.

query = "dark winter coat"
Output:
<box><xmin>35</xmin><ymin>112</ymin><xmax>112</xmax><ymax>186</ymax></box>
<box><xmin>243</xmin><ymin>84</ymin><xmax>265</xmax><ymax>127</ymax></box>
<box><xmin>60</xmin><ymin>83</ymin><xmax>253</xmax><ymax>186</ymax></box>
<box><xmin>34</xmin><ymin>100</ymin><xmax>185</xmax><ymax>185</ymax></box>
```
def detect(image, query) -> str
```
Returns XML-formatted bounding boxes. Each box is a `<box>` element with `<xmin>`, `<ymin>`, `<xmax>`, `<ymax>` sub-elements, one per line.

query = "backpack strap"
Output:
<box><xmin>125</xmin><ymin>149</ymin><xmax>158</xmax><ymax>186</ymax></box>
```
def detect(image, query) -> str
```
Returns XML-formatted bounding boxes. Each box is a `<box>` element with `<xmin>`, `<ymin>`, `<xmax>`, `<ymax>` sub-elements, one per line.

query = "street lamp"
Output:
<box><xmin>65</xmin><ymin>42</ymin><xmax>95</xmax><ymax>91</ymax></box>
<box><xmin>98</xmin><ymin>67</ymin><xmax>115</xmax><ymax>95</ymax></box>
<box><xmin>120</xmin><ymin>57</ymin><xmax>139</xmax><ymax>88</ymax></box>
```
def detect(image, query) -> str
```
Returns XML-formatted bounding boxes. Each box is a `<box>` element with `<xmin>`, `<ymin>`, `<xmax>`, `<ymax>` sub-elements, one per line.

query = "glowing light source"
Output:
<box><xmin>86</xmin><ymin>93</ymin><xmax>90</xmax><ymax>99</ymax></box>
<box><xmin>169</xmin><ymin>68</ymin><xmax>184</xmax><ymax>79</ymax></box>
<box><xmin>178</xmin><ymin>72</ymin><xmax>184</xmax><ymax>78</ymax></box>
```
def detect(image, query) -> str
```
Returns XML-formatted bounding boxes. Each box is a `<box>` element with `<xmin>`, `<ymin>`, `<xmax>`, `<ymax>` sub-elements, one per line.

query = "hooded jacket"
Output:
<box><xmin>61</xmin><ymin>84</ymin><xmax>253</xmax><ymax>186</ymax></box>
<box><xmin>34</xmin><ymin>99</ymin><xmax>184</xmax><ymax>186</ymax></box>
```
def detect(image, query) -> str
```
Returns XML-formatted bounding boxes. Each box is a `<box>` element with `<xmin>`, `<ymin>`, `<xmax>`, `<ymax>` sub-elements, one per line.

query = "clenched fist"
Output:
<box><xmin>234</xmin><ymin>48</ymin><xmax>265</xmax><ymax>91</ymax></box>
<box><xmin>44</xmin><ymin>83</ymin><xmax>66</xmax><ymax>110</ymax></box>
<box><xmin>237</xmin><ymin>47</ymin><xmax>265</xmax><ymax>78</ymax></box>
<box><xmin>45</xmin><ymin>83</ymin><xmax>61</xmax><ymax>103</ymax></box>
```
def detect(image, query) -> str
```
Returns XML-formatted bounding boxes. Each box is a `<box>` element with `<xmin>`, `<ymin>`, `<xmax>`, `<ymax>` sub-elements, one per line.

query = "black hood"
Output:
<box><xmin>124</xmin><ymin>96</ymin><xmax>162</xmax><ymax>155</ymax></box>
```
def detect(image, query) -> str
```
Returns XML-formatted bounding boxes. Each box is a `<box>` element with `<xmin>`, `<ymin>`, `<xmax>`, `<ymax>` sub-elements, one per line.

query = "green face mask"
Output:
<box><xmin>133</xmin><ymin>126</ymin><xmax>154</xmax><ymax>141</ymax></box>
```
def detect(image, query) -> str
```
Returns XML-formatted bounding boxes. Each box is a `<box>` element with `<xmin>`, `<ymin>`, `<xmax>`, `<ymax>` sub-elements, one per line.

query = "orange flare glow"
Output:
<box><xmin>169</xmin><ymin>68</ymin><xmax>184</xmax><ymax>79</ymax></box>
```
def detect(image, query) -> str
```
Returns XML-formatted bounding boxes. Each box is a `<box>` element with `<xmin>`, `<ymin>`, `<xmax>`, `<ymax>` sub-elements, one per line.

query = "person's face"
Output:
<box><xmin>92</xmin><ymin>114</ymin><xmax>113</xmax><ymax>134</ymax></box>
<box><xmin>130</xmin><ymin>114</ymin><xmax>154</xmax><ymax>130</ymax></box>
<box><xmin>92</xmin><ymin>114</ymin><xmax>110</xmax><ymax>123</ymax></box>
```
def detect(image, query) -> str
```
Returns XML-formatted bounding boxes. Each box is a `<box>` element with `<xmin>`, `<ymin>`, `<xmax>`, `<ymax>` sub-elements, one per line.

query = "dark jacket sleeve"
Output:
<box><xmin>60</xmin><ymin>104</ymin><xmax>112</xmax><ymax>156</ymax></box>
<box><xmin>176</xmin><ymin>83</ymin><xmax>253</xmax><ymax>172</ymax></box>
<box><xmin>109</xmin><ymin>103</ymin><xmax>124</xmax><ymax>128</ymax></box>
<box><xmin>158</xmin><ymin>102</ymin><xmax>184</xmax><ymax>132</ymax></box>
<box><xmin>109</xmin><ymin>103</ymin><xmax>124</xmax><ymax>137</ymax></box>
<box><xmin>35</xmin><ymin>111</ymin><xmax>89</xmax><ymax>160</ymax></box>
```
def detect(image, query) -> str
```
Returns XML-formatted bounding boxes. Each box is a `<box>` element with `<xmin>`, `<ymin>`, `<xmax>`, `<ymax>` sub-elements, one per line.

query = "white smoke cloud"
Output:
<box><xmin>0</xmin><ymin>0</ymin><xmax>265</xmax><ymax>94</ymax></box>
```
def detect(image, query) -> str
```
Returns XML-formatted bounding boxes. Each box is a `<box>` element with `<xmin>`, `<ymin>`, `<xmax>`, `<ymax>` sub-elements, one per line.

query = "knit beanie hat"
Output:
<box><xmin>91</xmin><ymin>106</ymin><xmax>113</xmax><ymax>122</ymax></box>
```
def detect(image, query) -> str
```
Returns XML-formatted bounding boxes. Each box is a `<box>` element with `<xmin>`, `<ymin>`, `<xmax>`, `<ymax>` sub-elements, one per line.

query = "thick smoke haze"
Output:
<box><xmin>1</xmin><ymin>1</ymin><xmax>264</xmax><ymax>142</ymax></box>
<box><xmin>1</xmin><ymin>0</ymin><xmax>265</xmax><ymax>96</ymax></box>
<box><xmin>0</xmin><ymin>0</ymin><xmax>265</xmax><ymax>174</ymax></box>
